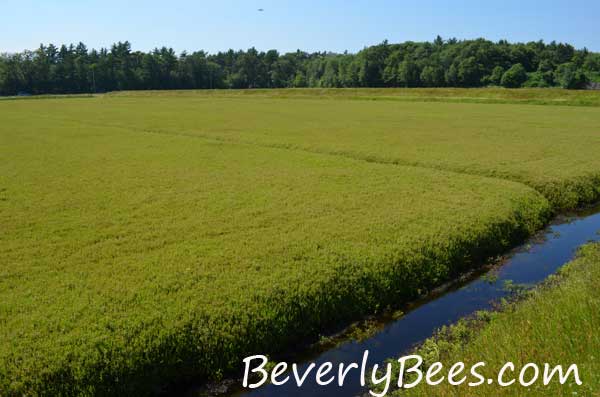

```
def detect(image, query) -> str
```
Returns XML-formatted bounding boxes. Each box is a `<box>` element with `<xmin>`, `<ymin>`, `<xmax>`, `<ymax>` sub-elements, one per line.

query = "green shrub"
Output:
<box><xmin>501</xmin><ymin>64</ymin><xmax>528</xmax><ymax>88</ymax></box>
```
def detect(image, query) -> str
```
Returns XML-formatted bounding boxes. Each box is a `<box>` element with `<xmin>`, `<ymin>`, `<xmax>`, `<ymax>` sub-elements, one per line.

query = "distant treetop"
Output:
<box><xmin>1</xmin><ymin>37</ymin><xmax>598</xmax><ymax>95</ymax></box>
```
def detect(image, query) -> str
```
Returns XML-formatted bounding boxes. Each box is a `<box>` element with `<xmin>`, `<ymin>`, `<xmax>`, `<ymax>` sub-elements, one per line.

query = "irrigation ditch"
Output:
<box><xmin>181</xmin><ymin>204</ymin><xmax>600</xmax><ymax>397</ymax></box>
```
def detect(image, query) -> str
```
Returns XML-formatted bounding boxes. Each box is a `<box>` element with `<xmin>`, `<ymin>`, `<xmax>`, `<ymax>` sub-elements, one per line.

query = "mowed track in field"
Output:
<box><xmin>24</xmin><ymin>90</ymin><xmax>600</xmax><ymax>208</ymax></box>
<box><xmin>0</xmin><ymin>90</ymin><xmax>598</xmax><ymax>394</ymax></box>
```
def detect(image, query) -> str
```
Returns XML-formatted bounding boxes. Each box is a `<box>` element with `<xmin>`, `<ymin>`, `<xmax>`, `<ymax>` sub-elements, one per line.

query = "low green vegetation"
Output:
<box><xmin>108</xmin><ymin>86</ymin><xmax>600</xmax><ymax>106</ymax></box>
<box><xmin>17</xmin><ymin>88</ymin><xmax>600</xmax><ymax>208</ymax></box>
<box><xmin>1</xmin><ymin>88</ymin><xmax>599</xmax><ymax>394</ymax></box>
<box><xmin>387</xmin><ymin>242</ymin><xmax>600</xmax><ymax>396</ymax></box>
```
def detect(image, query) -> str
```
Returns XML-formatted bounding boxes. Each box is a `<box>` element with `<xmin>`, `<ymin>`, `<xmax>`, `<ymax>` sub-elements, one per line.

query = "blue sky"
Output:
<box><xmin>2</xmin><ymin>0</ymin><xmax>599</xmax><ymax>54</ymax></box>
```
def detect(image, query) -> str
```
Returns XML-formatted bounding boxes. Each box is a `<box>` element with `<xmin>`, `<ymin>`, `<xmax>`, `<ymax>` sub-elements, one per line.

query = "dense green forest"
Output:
<box><xmin>1</xmin><ymin>36</ymin><xmax>599</xmax><ymax>95</ymax></box>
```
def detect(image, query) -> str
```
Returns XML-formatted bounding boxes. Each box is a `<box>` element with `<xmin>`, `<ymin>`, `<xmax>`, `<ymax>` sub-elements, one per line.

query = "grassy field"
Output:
<box><xmin>108</xmin><ymin>87</ymin><xmax>600</xmax><ymax>107</ymax></box>
<box><xmin>8</xmin><ymin>89</ymin><xmax>600</xmax><ymax>209</ymax></box>
<box><xmin>1</xmin><ymin>88</ymin><xmax>599</xmax><ymax>394</ymax></box>
<box><xmin>387</xmin><ymin>242</ymin><xmax>600</xmax><ymax>397</ymax></box>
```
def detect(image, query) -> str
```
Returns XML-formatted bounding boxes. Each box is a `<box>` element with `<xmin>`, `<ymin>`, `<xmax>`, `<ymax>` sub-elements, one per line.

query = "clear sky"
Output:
<box><xmin>2</xmin><ymin>0</ymin><xmax>599</xmax><ymax>54</ymax></box>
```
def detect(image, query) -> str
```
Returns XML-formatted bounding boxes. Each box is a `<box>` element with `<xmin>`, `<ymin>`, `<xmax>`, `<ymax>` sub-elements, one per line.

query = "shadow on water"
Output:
<box><xmin>189</xmin><ymin>206</ymin><xmax>600</xmax><ymax>397</ymax></box>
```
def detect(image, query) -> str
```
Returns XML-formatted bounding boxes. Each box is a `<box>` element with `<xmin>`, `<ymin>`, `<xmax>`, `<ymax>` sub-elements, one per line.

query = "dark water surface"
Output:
<box><xmin>192</xmin><ymin>207</ymin><xmax>600</xmax><ymax>397</ymax></box>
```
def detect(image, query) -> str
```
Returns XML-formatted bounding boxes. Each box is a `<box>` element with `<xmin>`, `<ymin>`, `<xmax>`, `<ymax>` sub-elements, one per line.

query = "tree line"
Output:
<box><xmin>1</xmin><ymin>36</ymin><xmax>599</xmax><ymax>96</ymax></box>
